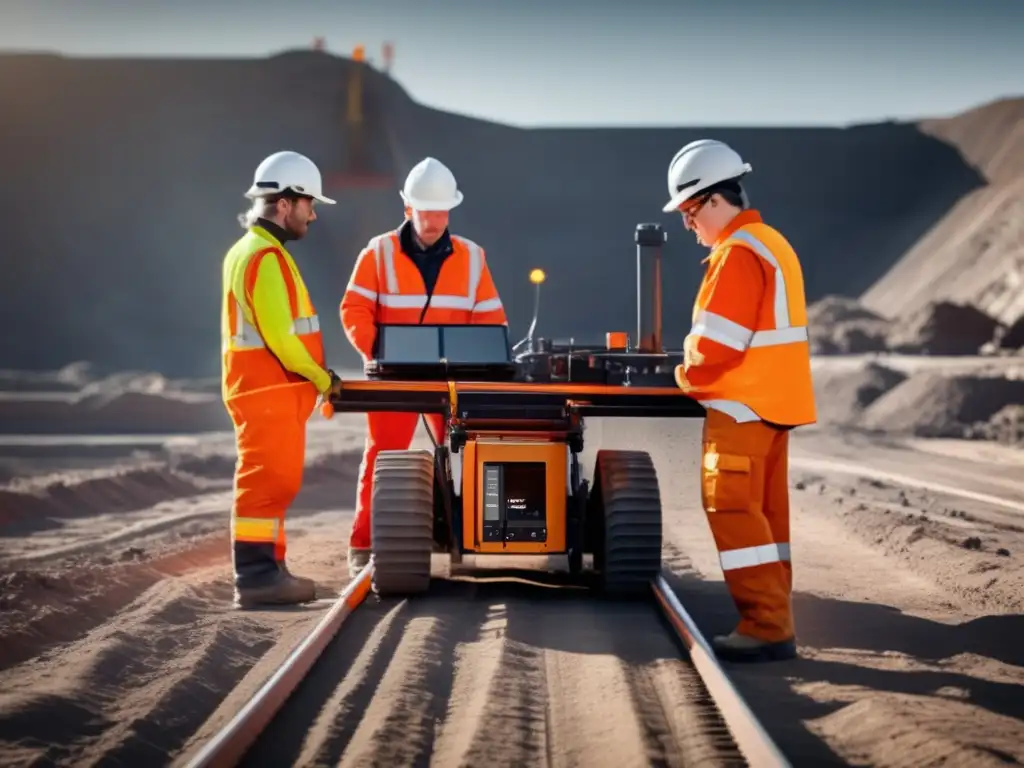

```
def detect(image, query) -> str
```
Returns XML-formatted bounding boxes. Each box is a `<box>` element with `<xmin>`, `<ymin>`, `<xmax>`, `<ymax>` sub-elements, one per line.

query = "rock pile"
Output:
<box><xmin>996</xmin><ymin>313</ymin><xmax>1024</xmax><ymax>350</ymax></box>
<box><xmin>812</xmin><ymin>362</ymin><xmax>907</xmax><ymax>426</ymax></box>
<box><xmin>808</xmin><ymin>296</ymin><xmax>891</xmax><ymax>354</ymax></box>
<box><xmin>859</xmin><ymin>372</ymin><xmax>1024</xmax><ymax>440</ymax></box>
<box><xmin>887</xmin><ymin>301</ymin><xmax>1002</xmax><ymax>355</ymax></box>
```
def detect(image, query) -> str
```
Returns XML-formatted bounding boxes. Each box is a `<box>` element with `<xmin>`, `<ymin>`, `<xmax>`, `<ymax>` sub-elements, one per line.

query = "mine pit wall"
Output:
<box><xmin>860</xmin><ymin>98</ymin><xmax>1024</xmax><ymax>326</ymax></box>
<box><xmin>0</xmin><ymin>51</ymin><xmax>985</xmax><ymax>376</ymax></box>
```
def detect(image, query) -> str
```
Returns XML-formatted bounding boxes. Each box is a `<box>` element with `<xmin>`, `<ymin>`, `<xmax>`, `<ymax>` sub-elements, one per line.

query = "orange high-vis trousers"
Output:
<box><xmin>350</xmin><ymin>410</ymin><xmax>446</xmax><ymax>549</ymax></box>
<box><xmin>700</xmin><ymin>408</ymin><xmax>793</xmax><ymax>643</ymax></box>
<box><xmin>227</xmin><ymin>384</ymin><xmax>317</xmax><ymax>586</ymax></box>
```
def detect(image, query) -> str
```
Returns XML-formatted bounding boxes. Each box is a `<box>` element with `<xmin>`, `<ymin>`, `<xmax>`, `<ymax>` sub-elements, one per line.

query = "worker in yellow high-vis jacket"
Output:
<box><xmin>221</xmin><ymin>150</ymin><xmax>342</xmax><ymax>608</ymax></box>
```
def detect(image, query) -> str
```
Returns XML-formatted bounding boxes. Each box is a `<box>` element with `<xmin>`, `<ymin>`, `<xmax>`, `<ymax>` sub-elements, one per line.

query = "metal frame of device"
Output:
<box><xmin>333</xmin><ymin>362</ymin><xmax>702</xmax><ymax>568</ymax></box>
<box><xmin>327</xmin><ymin>222</ymin><xmax>705</xmax><ymax>591</ymax></box>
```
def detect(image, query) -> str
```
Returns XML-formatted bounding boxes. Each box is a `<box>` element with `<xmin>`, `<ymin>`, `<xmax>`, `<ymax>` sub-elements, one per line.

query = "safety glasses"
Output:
<box><xmin>679</xmin><ymin>193</ymin><xmax>711</xmax><ymax>222</ymax></box>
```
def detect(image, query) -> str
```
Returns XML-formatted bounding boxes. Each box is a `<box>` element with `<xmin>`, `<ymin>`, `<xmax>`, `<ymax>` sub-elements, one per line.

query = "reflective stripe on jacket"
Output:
<box><xmin>340</xmin><ymin>229</ymin><xmax>508</xmax><ymax>359</ymax></box>
<box><xmin>221</xmin><ymin>226</ymin><xmax>326</xmax><ymax>402</ymax></box>
<box><xmin>682</xmin><ymin>209</ymin><xmax>816</xmax><ymax>426</ymax></box>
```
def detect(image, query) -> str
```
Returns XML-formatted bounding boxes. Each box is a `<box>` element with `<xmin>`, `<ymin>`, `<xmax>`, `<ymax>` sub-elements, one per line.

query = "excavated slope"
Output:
<box><xmin>0</xmin><ymin>50</ymin><xmax>984</xmax><ymax>376</ymax></box>
<box><xmin>861</xmin><ymin>97</ymin><xmax>1024</xmax><ymax>325</ymax></box>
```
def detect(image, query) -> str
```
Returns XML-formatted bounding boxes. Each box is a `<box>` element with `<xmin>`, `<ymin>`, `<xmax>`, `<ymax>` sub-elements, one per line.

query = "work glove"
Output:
<box><xmin>327</xmin><ymin>368</ymin><xmax>343</xmax><ymax>396</ymax></box>
<box><xmin>317</xmin><ymin>368</ymin><xmax>343</xmax><ymax>420</ymax></box>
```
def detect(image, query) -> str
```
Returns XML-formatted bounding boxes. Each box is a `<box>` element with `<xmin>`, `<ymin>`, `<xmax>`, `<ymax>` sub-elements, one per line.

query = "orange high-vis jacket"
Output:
<box><xmin>221</xmin><ymin>226</ymin><xmax>327</xmax><ymax>402</ymax></box>
<box><xmin>340</xmin><ymin>229</ymin><xmax>508</xmax><ymax>360</ymax></box>
<box><xmin>679</xmin><ymin>209</ymin><xmax>816</xmax><ymax>427</ymax></box>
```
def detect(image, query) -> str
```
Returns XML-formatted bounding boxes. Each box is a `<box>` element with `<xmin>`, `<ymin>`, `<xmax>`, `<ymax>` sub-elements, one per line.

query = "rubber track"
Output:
<box><xmin>370</xmin><ymin>449</ymin><xmax>435</xmax><ymax>596</ymax></box>
<box><xmin>595</xmin><ymin>449</ymin><xmax>663</xmax><ymax>596</ymax></box>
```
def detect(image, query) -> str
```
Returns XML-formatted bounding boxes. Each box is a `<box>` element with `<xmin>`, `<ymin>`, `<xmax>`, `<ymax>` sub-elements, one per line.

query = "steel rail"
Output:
<box><xmin>181</xmin><ymin>558</ymin><xmax>375</xmax><ymax>768</ymax></box>
<box><xmin>652</xmin><ymin>572</ymin><xmax>792</xmax><ymax>768</ymax></box>
<box><xmin>183</xmin><ymin>562</ymin><xmax>788</xmax><ymax>767</ymax></box>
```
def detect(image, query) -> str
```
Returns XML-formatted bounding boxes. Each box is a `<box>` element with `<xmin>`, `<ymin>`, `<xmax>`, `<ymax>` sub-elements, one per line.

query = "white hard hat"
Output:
<box><xmin>245</xmin><ymin>150</ymin><xmax>336</xmax><ymax>204</ymax></box>
<box><xmin>400</xmin><ymin>157</ymin><xmax>463</xmax><ymax>211</ymax></box>
<box><xmin>662</xmin><ymin>139</ymin><xmax>752</xmax><ymax>213</ymax></box>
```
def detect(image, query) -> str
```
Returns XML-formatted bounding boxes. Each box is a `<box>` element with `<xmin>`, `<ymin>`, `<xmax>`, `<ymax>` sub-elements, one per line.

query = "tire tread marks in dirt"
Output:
<box><xmin>454</xmin><ymin>594</ymin><xmax>550</xmax><ymax>768</ymax></box>
<box><xmin>594</xmin><ymin>449</ymin><xmax>663</xmax><ymax>596</ymax></box>
<box><xmin>337</xmin><ymin>598</ymin><xmax>477</xmax><ymax>766</ymax></box>
<box><xmin>538</xmin><ymin>587</ymin><xmax>744</xmax><ymax>768</ymax></box>
<box><xmin>240</xmin><ymin>582</ymin><xmax>490</xmax><ymax>768</ymax></box>
<box><xmin>238</xmin><ymin>597</ymin><xmax>415</xmax><ymax>766</ymax></box>
<box><xmin>239</xmin><ymin>579</ymin><xmax>745</xmax><ymax>768</ymax></box>
<box><xmin>621</xmin><ymin>658</ymin><xmax>746</xmax><ymax>767</ymax></box>
<box><xmin>371</xmin><ymin>450</ymin><xmax>434</xmax><ymax>597</ymax></box>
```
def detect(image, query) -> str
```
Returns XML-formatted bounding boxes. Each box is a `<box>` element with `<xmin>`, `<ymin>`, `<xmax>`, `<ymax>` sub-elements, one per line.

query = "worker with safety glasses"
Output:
<box><xmin>664</xmin><ymin>139</ymin><xmax>817</xmax><ymax>662</ymax></box>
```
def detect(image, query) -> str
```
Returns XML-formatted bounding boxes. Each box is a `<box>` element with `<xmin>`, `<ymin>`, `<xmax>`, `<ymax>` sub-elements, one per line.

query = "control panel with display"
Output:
<box><xmin>481</xmin><ymin>461</ymin><xmax>548</xmax><ymax>543</ymax></box>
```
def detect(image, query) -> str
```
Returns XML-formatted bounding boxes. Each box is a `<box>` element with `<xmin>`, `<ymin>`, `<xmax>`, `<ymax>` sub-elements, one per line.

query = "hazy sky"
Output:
<box><xmin>1</xmin><ymin>0</ymin><xmax>1021</xmax><ymax>127</ymax></box>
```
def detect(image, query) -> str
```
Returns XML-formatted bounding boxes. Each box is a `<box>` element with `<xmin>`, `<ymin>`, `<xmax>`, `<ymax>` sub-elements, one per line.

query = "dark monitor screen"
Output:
<box><xmin>375</xmin><ymin>324</ymin><xmax>511</xmax><ymax>366</ymax></box>
<box><xmin>375</xmin><ymin>325</ymin><xmax>441</xmax><ymax>363</ymax></box>
<box><xmin>441</xmin><ymin>325</ymin><xmax>511</xmax><ymax>364</ymax></box>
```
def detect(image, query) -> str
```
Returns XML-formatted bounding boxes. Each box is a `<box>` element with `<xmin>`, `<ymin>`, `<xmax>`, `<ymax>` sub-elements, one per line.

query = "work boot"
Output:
<box><xmin>347</xmin><ymin>546</ymin><xmax>371</xmax><ymax>575</ymax></box>
<box><xmin>234</xmin><ymin>566</ymin><xmax>317</xmax><ymax>609</ymax></box>
<box><xmin>711</xmin><ymin>630</ymin><xmax>797</xmax><ymax>663</ymax></box>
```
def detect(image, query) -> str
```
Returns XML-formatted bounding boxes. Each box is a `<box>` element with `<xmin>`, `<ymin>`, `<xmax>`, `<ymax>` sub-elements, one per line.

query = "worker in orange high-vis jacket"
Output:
<box><xmin>340</xmin><ymin>157</ymin><xmax>507</xmax><ymax>574</ymax></box>
<box><xmin>662</xmin><ymin>139</ymin><xmax>816</xmax><ymax>662</ymax></box>
<box><xmin>222</xmin><ymin>150</ymin><xmax>343</xmax><ymax>608</ymax></box>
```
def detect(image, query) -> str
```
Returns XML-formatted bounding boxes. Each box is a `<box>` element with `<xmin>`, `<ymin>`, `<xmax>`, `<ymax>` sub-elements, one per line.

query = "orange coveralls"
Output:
<box><xmin>339</xmin><ymin>222</ymin><xmax>507</xmax><ymax>550</ymax></box>
<box><xmin>676</xmin><ymin>209</ymin><xmax>816</xmax><ymax>643</ymax></box>
<box><xmin>221</xmin><ymin>224</ymin><xmax>329</xmax><ymax>587</ymax></box>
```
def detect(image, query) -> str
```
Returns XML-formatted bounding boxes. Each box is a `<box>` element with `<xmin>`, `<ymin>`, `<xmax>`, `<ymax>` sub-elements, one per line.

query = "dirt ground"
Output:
<box><xmin>0</xmin><ymin>415</ymin><xmax>368</xmax><ymax>767</ymax></box>
<box><xmin>1</xmin><ymin>390</ymin><xmax>1023</xmax><ymax>766</ymax></box>
<box><xmin>618</xmin><ymin>419</ymin><xmax>1024</xmax><ymax>767</ymax></box>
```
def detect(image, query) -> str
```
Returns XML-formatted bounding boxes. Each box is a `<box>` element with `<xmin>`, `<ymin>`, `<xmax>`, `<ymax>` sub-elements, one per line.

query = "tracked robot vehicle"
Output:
<box><xmin>327</xmin><ymin>223</ymin><xmax>706</xmax><ymax>598</ymax></box>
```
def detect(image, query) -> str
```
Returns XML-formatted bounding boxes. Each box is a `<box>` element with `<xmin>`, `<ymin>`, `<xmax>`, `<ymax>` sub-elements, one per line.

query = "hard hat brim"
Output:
<box><xmin>662</xmin><ymin>189</ymin><xmax>696</xmax><ymax>213</ymax></box>
<box><xmin>661</xmin><ymin>163</ymin><xmax>753</xmax><ymax>213</ymax></box>
<box><xmin>659</xmin><ymin>185</ymin><xmax>700</xmax><ymax>211</ymax></box>
<box><xmin>244</xmin><ymin>185</ymin><xmax>336</xmax><ymax>205</ymax></box>
<box><xmin>400</xmin><ymin>190</ymin><xmax>464</xmax><ymax>211</ymax></box>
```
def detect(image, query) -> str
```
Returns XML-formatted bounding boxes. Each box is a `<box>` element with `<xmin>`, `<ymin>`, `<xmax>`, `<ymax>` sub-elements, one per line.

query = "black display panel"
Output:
<box><xmin>481</xmin><ymin>461</ymin><xmax>548</xmax><ymax>543</ymax></box>
<box><xmin>369</xmin><ymin>323</ymin><xmax>516</xmax><ymax>381</ymax></box>
<box><xmin>374</xmin><ymin>325</ymin><xmax>440</xmax><ymax>363</ymax></box>
<box><xmin>374</xmin><ymin>323</ymin><xmax>511</xmax><ymax>365</ymax></box>
<box><xmin>441</xmin><ymin>325</ymin><xmax>512</xmax><ymax>364</ymax></box>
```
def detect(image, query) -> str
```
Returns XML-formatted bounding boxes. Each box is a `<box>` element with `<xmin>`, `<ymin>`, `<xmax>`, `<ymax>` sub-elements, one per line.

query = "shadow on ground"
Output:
<box><xmin>186</xmin><ymin>549</ymin><xmax>1024</xmax><ymax>768</ymax></box>
<box><xmin>660</xmin><ymin>564</ymin><xmax>1024</xmax><ymax>767</ymax></box>
<box><xmin>236</xmin><ymin>573</ymin><xmax>744</xmax><ymax>767</ymax></box>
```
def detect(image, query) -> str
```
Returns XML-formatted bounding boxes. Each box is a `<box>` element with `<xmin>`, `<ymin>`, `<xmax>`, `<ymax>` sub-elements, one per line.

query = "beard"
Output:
<box><xmin>285</xmin><ymin>212</ymin><xmax>311</xmax><ymax>239</ymax></box>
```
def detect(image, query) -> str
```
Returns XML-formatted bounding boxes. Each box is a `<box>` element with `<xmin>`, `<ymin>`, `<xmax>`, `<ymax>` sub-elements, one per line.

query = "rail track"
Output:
<box><xmin>182</xmin><ymin>560</ymin><xmax>790</xmax><ymax>767</ymax></box>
